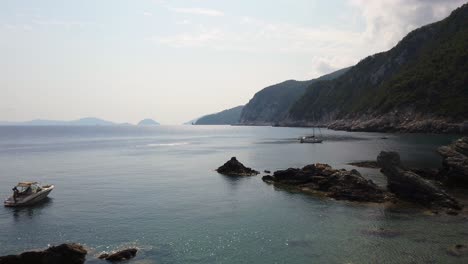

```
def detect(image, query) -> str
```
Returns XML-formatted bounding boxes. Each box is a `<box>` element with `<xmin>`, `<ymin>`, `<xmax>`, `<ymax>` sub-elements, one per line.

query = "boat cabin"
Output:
<box><xmin>13</xmin><ymin>182</ymin><xmax>42</xmax><ymax>196</ymax></box>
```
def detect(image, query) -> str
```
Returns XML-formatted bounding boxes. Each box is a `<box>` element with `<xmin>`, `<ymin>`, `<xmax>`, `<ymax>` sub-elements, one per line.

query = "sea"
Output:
<box><xmin>0</xmin><ymin>125</ymin><xmax>466</xmax><ymax>263</ymax></box>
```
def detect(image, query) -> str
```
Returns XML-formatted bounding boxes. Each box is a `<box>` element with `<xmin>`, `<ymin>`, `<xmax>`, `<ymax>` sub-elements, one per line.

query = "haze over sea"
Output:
<box><xmin>0</xmin><ymin>125</ymin><xmax>466</xmax><ymax>263</ymax></box>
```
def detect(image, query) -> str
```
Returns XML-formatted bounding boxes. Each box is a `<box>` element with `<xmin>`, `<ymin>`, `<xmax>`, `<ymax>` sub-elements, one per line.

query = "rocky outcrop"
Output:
<box><xmin>0</xmin><ymin>243</ymin><xmax>87</xmax><ymax>264</ymax></box>
<box><xmin>98</xmin><ymin>248</ymin><xmax>137</xmax><ymax>262</ymax></box>
<box><xmin>262</xmin><ymin>163</ymin><xmax>391</xmax><ymax>203</ymax></box>
<box><xmin>216</xmin><ymin>157</ymin><xmax>259</xmax><ymax>176</ymax></box>
<box><xmin>327</xmin><ymin>116</ymin><xmax>467</xmax><ymax>134</ymax></box>
<box><xmin>438</xmin><ymin>137</ymin><xmax>468</xmax><ymax>186</ymax></box>
<box><xmin>377</xmin><ymin>151</ymin><xmax>461</xmax><ymax>210</ymax></box>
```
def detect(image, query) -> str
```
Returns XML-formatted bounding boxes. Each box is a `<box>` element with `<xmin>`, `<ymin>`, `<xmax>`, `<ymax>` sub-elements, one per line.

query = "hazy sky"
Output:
<box><xmin>0</xmin><ymin>0</ymin><xmax>465</xmax><ymax>124</ymax></box>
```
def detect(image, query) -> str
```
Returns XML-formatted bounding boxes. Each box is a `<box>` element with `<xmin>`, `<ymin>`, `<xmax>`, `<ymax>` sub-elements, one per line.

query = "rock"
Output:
<box><xmin>98</xmin><ymin>248</ymin><xmax>137</xmax><ymax>262</ymax></box>
<box><xmin>377</xmin><ymin>151</ymin><xmax>461</xmax><ymax>210</ymax></box>
<box><xmin>348</xmin><ymin>161</ymin><xmax>380</xmax><ymax>168</ymax></box>
<box><xmin>262</xmin><ymin>175</ymin><xmax>274</xmax><ymax>183</ymax></box>
<box><xmin>263</xmin><ymin>163</ymin><xmax>391</xmax><ymax>203</ymax></box>
<box><xmin>446</xmin><ymin>209</ymin><xmax>459</xmax><ymax>216</ymax></box>
<box><xmin>216</xmin><ymin>157</ymin><xmax>259</xmax><ymax>176</ymax></box>
<box><xmin>446</xmin><ymin>244</ymin><xmax>468</xmax><ymax>257</ymax></box>
<box><xmin>264</xmin><ymin>170</ymin><xmax>271</xmax><ymax>173</ymax></box>
<box><xmin>409</xmin><ymin>168</ymin><xmax>443</xmax><ymax>182</ymax></box>
<box><xmin>438</xmin><ymin>137</ymin><xmax>468</xmax><ymax>186</ymax></box>
<box><xmin>0</xmin><ymin>243</ymin><xmax>87</xmax><ymax>264</ymax></box>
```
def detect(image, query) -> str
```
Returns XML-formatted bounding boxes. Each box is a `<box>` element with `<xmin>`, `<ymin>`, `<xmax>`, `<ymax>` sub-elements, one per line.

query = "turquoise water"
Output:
<box><xmin>0</xmin><ymin>126</ymin><xmax>466</xmax><ymax>263</ymax></box>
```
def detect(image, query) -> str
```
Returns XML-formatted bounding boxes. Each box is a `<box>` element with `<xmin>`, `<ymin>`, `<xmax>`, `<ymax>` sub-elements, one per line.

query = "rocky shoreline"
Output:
<box><xmin>262</xmin><ymin>163</ymin><xmax>392</xmax><ymax>203</ymax></box>
<box><xmin>218</xmin><ymin>137</ymin><xmax>468</xmax><ymax>213</ymax></box>
<box><xmin>241</xmin><ymin>114</ymin><xmax>468</xmax><ymax>134</ymax></box>
<box><xmin>0</xmin><ymin>244</ymin><xmax>138</xmax><ymax>264</ymax></box>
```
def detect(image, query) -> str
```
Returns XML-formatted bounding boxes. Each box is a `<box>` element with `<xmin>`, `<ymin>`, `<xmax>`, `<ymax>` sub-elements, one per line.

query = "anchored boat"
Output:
<box><xmin>4</xmin><ymin>182</ymin><xmax>54</xmax><ymax>207</ymax></box>
<box><xmin>299</xmin><ymin>127</ymin><xmax>323</xmax><ymax>144</ymax></box>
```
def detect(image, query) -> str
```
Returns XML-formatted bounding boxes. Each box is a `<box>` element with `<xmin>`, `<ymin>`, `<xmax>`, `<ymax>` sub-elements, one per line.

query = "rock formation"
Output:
<box><xmin>98</xmin><ymin>248</ymin><xmax>138</xmax><ymax>262</ymax></box>
<box><xmin>262</xmin><ymin>163</ymin><xmax>391</xmax><ymax>203</ymax></box>
<box><xmin>438</xmin><ymin>137</ymin><xmax>468</xmax><ymax>186</ymax></box>
<box><xmin>377</xmin><ymin>151</ymin><xmax>461</xmax><ymax>210</ymax></box>
<box><xmin>0</xmin><ymin>243</ymin><xmax>87</xmax><ymax>264</ymax></box>
<box><xmin>216</xmin><ymin>157</ymin><xmax>259</xmax><ymax>176</ymax></box>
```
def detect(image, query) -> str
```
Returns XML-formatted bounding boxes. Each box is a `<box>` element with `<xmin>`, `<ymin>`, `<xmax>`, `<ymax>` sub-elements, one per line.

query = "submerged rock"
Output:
<box><xmin>377</xmin><ymin>151</ymin><xmax>461</xmax><ymax>211</ymax></box>
<box><xmin>0</xmin><ymin>243</ymin><xmax>87</xmax><ymax>264</ymax></box>
<box><xmin>446</xmin><ymin>244</ymin><xmax>468</xmax><ymax>257</ymax></box>
<box><xmin>98</xmin><ymin>248</ymin><xmax>138</xmax><ymax>262</ymax></box>
<box><xmin>262</xmin><ymin>163</ymin><xmax>391</xmax><ymax>203</ymax></box>
<box><xmin>216</xmin><ymin>157</ymin><xmax>259</xmax><ymax>176</ymax></box>
<box><xmin>438</xmin><ymin>137</ymin><xmax>468</xmax><ymax>186</ymax></box>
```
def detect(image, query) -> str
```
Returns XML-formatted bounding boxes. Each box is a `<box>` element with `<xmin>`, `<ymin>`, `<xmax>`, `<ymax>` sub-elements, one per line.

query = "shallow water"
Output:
<box><xmin>0</xmin><ymin>125</ymin><xmax>466</xmax><ymax>263</ymax></box>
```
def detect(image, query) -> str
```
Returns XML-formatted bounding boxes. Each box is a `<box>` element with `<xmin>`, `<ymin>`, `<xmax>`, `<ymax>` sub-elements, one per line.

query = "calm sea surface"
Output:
<box><xmin>0</xmin><ymin>126</ymin><xmax>466</xmax><ymax>263</ymax></box>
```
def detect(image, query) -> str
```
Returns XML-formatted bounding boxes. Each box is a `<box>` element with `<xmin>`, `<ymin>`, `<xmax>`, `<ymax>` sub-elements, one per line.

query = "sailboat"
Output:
<box><xmin>300</xmin><ymin>127</ymin><xmax>323</xmax><ymax>144</ymax></box>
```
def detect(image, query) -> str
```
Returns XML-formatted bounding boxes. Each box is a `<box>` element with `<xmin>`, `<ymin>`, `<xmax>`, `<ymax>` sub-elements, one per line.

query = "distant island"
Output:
<box><xmin>193</xmin><ymin>106</ymin><xmax>244</xmax><ymax>125</ymax></box>
<box><xmin>0</xmin><ymin>117</ymin><xmax>117</xmax><ymax>126</ymax></box>
<box><xmin>137</xmin><ymin>119</ymin><xmax>160</xmax><ymax>126</ymax></box>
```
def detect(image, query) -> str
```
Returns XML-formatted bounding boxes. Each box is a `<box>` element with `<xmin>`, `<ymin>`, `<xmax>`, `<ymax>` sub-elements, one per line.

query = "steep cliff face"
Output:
<box><xmin>194</xmin><ymin>106</ymin><xmax>244</xmax><ymax>125</ymax></box>
<box><xmin>285</xmin><ymin>4</ymin><xmax>468</xmax><ymax>133</ymax></box>
<box><xmin>239</xmin><ymin>68</ymin><xmax>349</xmax><ymax>125</ymax></box>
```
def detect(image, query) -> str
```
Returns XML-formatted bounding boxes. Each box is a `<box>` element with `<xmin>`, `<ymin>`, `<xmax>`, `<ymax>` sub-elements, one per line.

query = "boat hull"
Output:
<box><xmin>4</xmin><ymin>185</ymin><xmax>54</xmax><ymax>207</ymax></box>
<box><xmin>300</xmin><ymin>138</ymin><xmax>323</xmax><ymax>144</ymax></box>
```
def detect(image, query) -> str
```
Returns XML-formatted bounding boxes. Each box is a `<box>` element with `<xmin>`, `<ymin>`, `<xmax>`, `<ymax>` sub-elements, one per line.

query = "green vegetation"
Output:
<box><xmin>239</xmin><ymin>67</ymin><xmax>349</xmax><ymax>124</ymax></box>
<box><xmin>289</xmin><ymin>4</ymin><xmax>468</xmax><ymax>122</ymax></box>
<box><xmin>195</xmin><ymin>106</ymin><xmax>244</xmax><ymax>125</ymax></box>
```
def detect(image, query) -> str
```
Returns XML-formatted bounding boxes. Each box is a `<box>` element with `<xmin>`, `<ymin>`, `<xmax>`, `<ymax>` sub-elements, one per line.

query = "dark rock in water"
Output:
<box><xmin>263</xmin><ymin>163</ymin><xmax>391</xmax><ymax>203</ymax></box>
<box><xmin>438</xmin><ymin>137</ymin><xmax>468</xmax><ymax>186</ymax></box>
<box><xmin>348</xmin><ymin>161</ymin><xmax>380</xmax><ymax>168</ymax></box>
<box><xmin>377</xmin><ymin>151</ymin><xmax>462</xmax><ymax>210</ymax></box>
<box><xmin>262</xmin><ymin>175</ymin><xmax>274</xmax><ymax>183</ymax></box>
<box><xmin>264</xmin><ymin>170</ymin><xmax>271</xmax><ymax>173</ymax></box>
<box><xmin>98</xmin><ymin>248</ymin><xmax>137</xmax><ymax>262</ymax></box>
<box><xmin>216</xmin><ymin>157</ymin><xmax>259</xmax><ymax>176</ymax></box>
<box><xmin>0</xmin><ymin>243</ymin><xmax>87</xmax><ymax>264</ymax></box>
<box><xmin>446</xmin><ymin>244</ymin><xmax>468</xmax><ymax>257</ymax></box>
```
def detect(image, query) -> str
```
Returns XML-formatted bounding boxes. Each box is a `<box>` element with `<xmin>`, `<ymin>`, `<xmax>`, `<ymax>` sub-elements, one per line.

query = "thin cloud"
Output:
<box><xmin>156</xmin><ymin>1</ymin><xmax>465</xmax><ymax>76</ymax></box>
<box><xmin>348</xmin><ymin>0</ymin><xmax>466</xmax><ymax>49</ymax></box>
<box><xmin>169</xmin><ymin>7</ymin><xmax>224</xmax><ymax>17</ymax></box>
<box><xmin>143</xmin><ymin>11</ymin><xmax>153</xmax><ymax>17</ymax></box>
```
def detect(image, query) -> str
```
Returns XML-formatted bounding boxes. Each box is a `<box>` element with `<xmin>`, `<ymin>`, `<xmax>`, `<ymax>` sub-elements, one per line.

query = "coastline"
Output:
<box><xmin>237</xmin><ymin>117</ymin><xmax>468</xmax><ymax>134</ymax></box>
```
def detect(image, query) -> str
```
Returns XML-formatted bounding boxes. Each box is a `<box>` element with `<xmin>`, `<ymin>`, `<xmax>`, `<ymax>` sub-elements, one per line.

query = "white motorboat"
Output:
<box><xmin>4</xmin><ymin>182</ymin><xmax>54</xmax><ymax>207</ymax></box>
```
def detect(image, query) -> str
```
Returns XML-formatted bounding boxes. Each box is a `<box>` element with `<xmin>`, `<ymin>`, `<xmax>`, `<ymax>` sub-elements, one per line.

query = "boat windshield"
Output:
<box><xmin>14</xmin><ymin>183</ymin><xmax>41</xmax><ymax>194</ymax></box>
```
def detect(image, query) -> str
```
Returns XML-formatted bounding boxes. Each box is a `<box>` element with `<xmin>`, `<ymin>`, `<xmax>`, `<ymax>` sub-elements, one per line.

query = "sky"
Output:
<box><xmin>0</xmin><ymin>0</ymin><xmax>465</xmax><ymax>124</ymax></box>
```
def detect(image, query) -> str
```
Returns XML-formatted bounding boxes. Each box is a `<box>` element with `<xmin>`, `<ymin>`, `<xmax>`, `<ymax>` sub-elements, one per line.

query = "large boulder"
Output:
<box><xmin>216</xmin><ymin>157</ymin><xmax>259</xmax><ymax>176</ymax></box>
<box><xmin>377</xmin><ymin>151</ymin><xmax>461</xmax><ymax>210</ymax></box>
<box><xmin>263</xmin><ymin>163</ymin><xmax>390</xmax><ymax>203</ymax></box>
<box><xmin>438</xmin><ymin>137</ymin><xmax>468</xmax><ymax>186</ymax></box>
<box><xmin>98</xmin><ymin>248</ymin><xmax>137</xmax><ymax>262</ymax></box>
<box><xmin>0</xmin><ymin>243</ymin><xmax>87</xmax><ymax>264</ymax></box>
